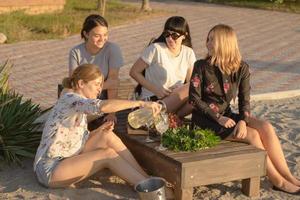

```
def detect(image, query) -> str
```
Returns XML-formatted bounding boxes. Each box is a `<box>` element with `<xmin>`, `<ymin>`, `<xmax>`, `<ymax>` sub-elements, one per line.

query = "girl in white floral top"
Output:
<box><xmin>34</xmin><ymin>64</ymin><xmax>162</xmax><ymax>189</ymax></box>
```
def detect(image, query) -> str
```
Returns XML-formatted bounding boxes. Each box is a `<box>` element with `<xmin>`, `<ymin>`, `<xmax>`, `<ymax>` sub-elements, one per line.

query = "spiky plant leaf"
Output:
<box><xmin>0</xmin><ymin>91</ymin><xmax>42</xmax><ymax>164</ymax></box>
<box><xmin>0</xmin><ymin>60</ymin><xmax>12</xmax><ymax>93</ymax></box>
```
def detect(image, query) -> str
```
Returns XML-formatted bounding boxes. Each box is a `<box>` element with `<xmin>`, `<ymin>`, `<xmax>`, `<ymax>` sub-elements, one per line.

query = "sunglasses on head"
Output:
<box><xmin>162</xmin><ymin>31</ymin><xmax>182</xmax><ymax>40</ymax></box>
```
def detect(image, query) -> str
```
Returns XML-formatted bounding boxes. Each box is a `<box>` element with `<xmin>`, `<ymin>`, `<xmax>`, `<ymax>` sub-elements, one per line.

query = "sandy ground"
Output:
<box><xmin>1</xmin><ymin>97</ymin><xmax>300</xmax><ymax>200</ymax></box>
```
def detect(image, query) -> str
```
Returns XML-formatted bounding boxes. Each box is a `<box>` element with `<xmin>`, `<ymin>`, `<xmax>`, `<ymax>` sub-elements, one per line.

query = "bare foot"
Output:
<box><xmin>67</xmin><ymin>184</ymin><xmax>77</xmax><ymax>189</ymax></box>
<box><xmin>293</xmin><ymin>177</ymin><xmax>300</xmax><ymax>187</ymax></box>
<box><xmin>275</xmin><ymin>181</ymin><xmax>300</xmax><ymax>193</ymax></box>
<box><xmin>286</xmin><ymin>176</ymin><xmax>300</xmax><ymax>187</ymax></box>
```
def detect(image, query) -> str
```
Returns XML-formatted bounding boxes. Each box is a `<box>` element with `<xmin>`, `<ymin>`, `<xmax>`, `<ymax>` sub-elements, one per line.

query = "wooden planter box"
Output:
<box><xmin>114</xmin><ymin>111</ymin><xmax>266</xmax><ymax>199</ymax></box>
<box><xmin>119</xmin><ymin>129</ymin><xmax>266</xmax><ymax>200</ymax></box>
<box><xmin>0</xmin><ymin>0</ymin><xmax>66</xmax><ymax>14</ymax></box>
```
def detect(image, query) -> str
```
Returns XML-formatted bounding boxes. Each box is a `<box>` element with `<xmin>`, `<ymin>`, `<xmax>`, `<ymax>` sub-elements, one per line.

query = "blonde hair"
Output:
<box><xmin>62</xmin><ymin>64</ymin><xmax>103</xmax><ymax>89</ymax></box>
<box><xmin>207</xmin><ymin>24</ymin><xmax>241</xmax><ymax>75</ymax></box>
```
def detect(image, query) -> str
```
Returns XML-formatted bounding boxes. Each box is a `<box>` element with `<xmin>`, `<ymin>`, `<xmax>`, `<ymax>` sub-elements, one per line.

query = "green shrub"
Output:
<box><xmin>196</xmin><ymin>0</ymin><xmax>300</xmax><ymax>13</ymax></box>
<box><xmin>0</xmin><ymin>61</ymin><xmax>42</xmax><ymax>165</ymax></box>
<box><xmin>0</xmin><ymin>0</ymin><xmax>166</xmax><ymax>43</ymax></box>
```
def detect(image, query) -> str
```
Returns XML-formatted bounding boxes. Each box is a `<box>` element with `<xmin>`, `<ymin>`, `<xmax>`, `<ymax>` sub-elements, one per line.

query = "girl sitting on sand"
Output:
<box><xmin>33</xmin><ymin>64</ymin><xmax>160</xmax><ymax>189</ymax></box>
<box><xmin>189</xmin><ymin>24</ymin><xmax>300</xmax><ymax>195</ymax></box>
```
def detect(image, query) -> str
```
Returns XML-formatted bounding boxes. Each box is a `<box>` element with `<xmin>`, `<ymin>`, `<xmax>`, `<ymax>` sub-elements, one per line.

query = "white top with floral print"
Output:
<box><xmin>33</xmin><ymin>92</ymin><xmax>103</xmax><ymax>171</ymax></box>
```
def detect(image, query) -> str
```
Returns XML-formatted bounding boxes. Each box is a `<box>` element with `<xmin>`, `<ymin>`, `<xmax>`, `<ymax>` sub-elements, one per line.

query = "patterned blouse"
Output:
<box><xmin>189</xmin><ymin>59</ymin><xmax>251</xmax><ymax>123</ymax></box>
<box><xmin>34</xmin><ymin>92</ymin><xmax>103</xmax><ymax>170</ymax></box>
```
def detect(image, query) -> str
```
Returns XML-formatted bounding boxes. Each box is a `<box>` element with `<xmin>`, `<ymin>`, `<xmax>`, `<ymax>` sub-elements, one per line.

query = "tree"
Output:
<box><xmin>97</xmin><ymin>0</ymin><xmax>106</xmax><ymax>16</ymax></box>
<box><xmin>141</xmin><ymin>0</ymin><xmax>152</xmax><ymax>11</ymax></box>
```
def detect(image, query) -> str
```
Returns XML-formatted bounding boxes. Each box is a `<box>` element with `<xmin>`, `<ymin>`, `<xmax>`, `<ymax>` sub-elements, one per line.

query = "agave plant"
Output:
<box><xmin>0</xmin><ymin>91</ymin><xmax>42</xmax><ymax>164</ymax></box>
<box><xmin>0</xmin><ymin>60</ymin><xmax>42</xmax><ymax>164</ymax></box>
<box><xmin>0</xmin><ymin>60</ymin><xmax>12</xmax><ymax>94</ymax></box>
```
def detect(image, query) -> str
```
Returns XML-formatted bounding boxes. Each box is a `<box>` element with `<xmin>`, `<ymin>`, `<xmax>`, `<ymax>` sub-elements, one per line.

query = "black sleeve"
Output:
<box><xmin>238</xmin><ymin>62</ymin><xmax>251</xmax><ymax>124</ymax></box>
<box><xmin>189</xmin><ymin>60</ymin><xmax>221</xmax><ymax>122</ymax></box>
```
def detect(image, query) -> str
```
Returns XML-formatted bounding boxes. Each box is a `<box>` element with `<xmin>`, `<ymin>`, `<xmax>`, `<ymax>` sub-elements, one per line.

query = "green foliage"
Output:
<box><xmin>0</xmin><ymin>60</ymin><xmax>42</xmax><ymax>165</ymax></box>
<box><xmin>198</xmin><ymin>0</ymin><xmax>300</xmax><ymax>13</ymax></box>
<box><xmin>0</xmin><ymin>0</ymin><xmax>165</xmax><ymax>43</ymax></box>
<box><xmin>162</xmin><ymin>126</ymin><xmax>221</xmax><ymax>152</ymax></box>
<box><xmin>270</xmin><ymin>0</ymin><xmax>299</xmax><ymax>3</ymax></box>
<box><xmin>0</xmin><ymin>91</ymin><xmax>42</xmax><ymax>164</ymax></box>
<box><xmin>270</xmin><ymin>0</ymin><xmax>284</xmax><ymax>4</ymax></box>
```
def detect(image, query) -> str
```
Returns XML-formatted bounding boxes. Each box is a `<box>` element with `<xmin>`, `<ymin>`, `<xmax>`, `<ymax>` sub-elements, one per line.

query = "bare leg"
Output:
<box><xmin>227</xmin><ymin>127</ymin><xmax>300</xmax><ymax>193</ymax></box>
<box><xmin>248</xmin><ymin>117</ymin><xmax>300</xmax><ymax>186</ymax></box>
<box><xmin>49</xmin><ymin>148</ymin><xmax>146</xmax><ymax>188</ymax></box>
<box><xmin>162</xmin><ymin>84</ymin><xmax>189</xmax><ymax>113</ymax></box>
<box><xmin>176</xmin><ymin>102</ymin><xmax>193</xmax><ymax>118</ymax></box>
<box><xmin>83</xmin><ymin>129</ymin><xmax>148</xmax><ymax>177</ymax></box>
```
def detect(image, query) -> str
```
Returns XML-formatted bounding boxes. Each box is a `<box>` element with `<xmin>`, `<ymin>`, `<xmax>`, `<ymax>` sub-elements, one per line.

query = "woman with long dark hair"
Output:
<box><xmin>130</xmin><ymin>16</ymin><xmax>196</xmax><ymax>118</ymax></box>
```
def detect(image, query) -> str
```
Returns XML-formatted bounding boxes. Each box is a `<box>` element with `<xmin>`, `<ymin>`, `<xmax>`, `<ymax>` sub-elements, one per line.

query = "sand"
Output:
<box><xmin>1</xmin><ymin>97</ymin><xmax>300</xmax><ymax>200</ymax></box>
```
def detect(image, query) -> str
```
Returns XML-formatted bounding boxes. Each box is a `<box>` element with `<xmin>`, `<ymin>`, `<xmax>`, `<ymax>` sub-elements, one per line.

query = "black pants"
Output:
<box><xmin>192</xmin><ymin>110</ymin><xmax>242</xmax><ymax>140</ymax></box>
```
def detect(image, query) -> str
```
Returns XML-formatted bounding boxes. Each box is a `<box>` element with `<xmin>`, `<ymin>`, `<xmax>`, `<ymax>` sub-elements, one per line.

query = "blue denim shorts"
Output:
<box><xmin>35</xmin><ymin>155</ymin><xmax>63</xmax><ymax>187</ymax></box>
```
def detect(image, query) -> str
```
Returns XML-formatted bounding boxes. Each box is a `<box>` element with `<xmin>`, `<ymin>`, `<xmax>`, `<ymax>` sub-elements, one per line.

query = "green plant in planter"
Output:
<box><xmin>162</xmin><ymin>126</ymin><xmax>221</xmax><ymax>152</ymax></box>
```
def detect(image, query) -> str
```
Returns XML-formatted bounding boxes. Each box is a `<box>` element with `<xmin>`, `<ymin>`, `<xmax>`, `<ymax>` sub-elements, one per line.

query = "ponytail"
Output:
<box><xmin>63</xmin><ymin>64</ymin><xmax>103</xmax><ymax>90</ymax></box>
<box><xmin>62</xmin><ymin>77</ymin><xmax>73</xmax><ymax>88</ymax></box>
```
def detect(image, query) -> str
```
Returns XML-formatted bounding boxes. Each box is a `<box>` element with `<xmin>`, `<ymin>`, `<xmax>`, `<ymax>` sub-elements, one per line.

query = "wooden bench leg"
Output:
<box><xmin>242</xmin><ymin>176</ymin><xmax>260</xmax><ymax>197</ymax></box>
<box><xmin>174</xmin><ymin>187</ymin><xmax>193</xmax><ymax>200</ymax></box>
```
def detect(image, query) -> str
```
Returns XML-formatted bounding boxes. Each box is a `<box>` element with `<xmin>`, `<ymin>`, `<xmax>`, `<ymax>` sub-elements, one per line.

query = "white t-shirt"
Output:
<box><xmin>140</xmin><ymin>42</ymin><xmax>196</xmax><ymax>99</ymax></box>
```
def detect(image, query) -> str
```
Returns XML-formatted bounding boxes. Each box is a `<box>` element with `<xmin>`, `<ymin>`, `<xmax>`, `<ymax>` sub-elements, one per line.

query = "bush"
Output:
<box><xmin>0</xmin><ymin>61</ymin><xmax>42</xmax><ymax>165</ymax></box>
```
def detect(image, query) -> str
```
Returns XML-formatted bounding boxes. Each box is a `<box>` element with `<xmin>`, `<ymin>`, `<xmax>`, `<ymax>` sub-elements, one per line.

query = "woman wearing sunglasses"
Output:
<box><xmin>69</xmin><ymin>14</ymin><xmax>123</xmax><ymax>124</ymax></box>
<box><xmin>130</xmin><ymin>16</ymin><xmax>196</xmax><ymax>118</ymax></box>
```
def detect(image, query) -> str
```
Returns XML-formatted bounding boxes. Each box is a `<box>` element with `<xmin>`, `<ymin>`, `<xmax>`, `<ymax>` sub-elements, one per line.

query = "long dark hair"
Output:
<box><xmin>134</xmin><ymin>16</ymin><xmax>193</xmax><ymax>96</ymax></box>
<box><xmin>152</xmin><ymin>16</ymin><xmax>193</xmax><ymax>48</ymax></box>
<box><xmin>135</xmin><ymin>16</ymin><xmax>193</xmax><ymax>96</ymax></box>
<box><xmin>81</xmin><ymin>14</ymin><xmax>108</xmax><ymax>41</ymax></box>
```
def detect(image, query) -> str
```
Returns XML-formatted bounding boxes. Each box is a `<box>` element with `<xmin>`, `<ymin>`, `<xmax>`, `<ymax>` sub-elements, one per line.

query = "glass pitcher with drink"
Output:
<box><xmin>128</xmin><ymin>97</ymin><xmax>155</xmax><ymax>142</ymax></box>
<box><xmin>128</xmin><ymin>99</ymin><xmax>169</xmax><ymax>146</ymax></box>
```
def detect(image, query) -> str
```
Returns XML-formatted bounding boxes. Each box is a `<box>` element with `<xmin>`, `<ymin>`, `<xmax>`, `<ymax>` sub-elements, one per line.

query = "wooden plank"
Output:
<box><xmin>181</xmin><ymin>152</ymin><xmax>266</xmax><ymax>188</ymax></box>
<box><xmin>127</xmin><ymin>129</ymin><xmax>255</xmax><ymax>160</ymax></box>
<box><xmin>163</xmin><ymin>141</ymin><xmax>248</xmax><ymax>157</ymax></box>
<box><xmin>127</xmin><ymin>129</ymin><xmax>260</xmax><ymax>162</ymax></box>
<box><xmin>174</xmin><ymin>186</ymin><xmax>193</xmax><ymax>200</ymax></box>
<box><xmin>177</xmin><ymin>147</ymin><xmax>263</xmax><ymax>164</ymax></box>
<box><xmin>124</xmin><ymin>131</ymin><xmax>265</xmax><ymax>170</ymax></box>
<box><xmin>121</xmin><ymin>130</ymin><xmax>266</xmax><ymax>198</ymax></box>
<box><xmin>242</xmin><ymin>177</ymin><xmax>261</xmax><ymax>197</ymax></box>
<box><xmin>120</xmin><ymin>134</ymin><xmax>181</xmax><ymax>186</ymax></box>
<box><xmin>172</xmin><ymin>144</ymin><xmax>256</xmax><ymax>161</ymax></box>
